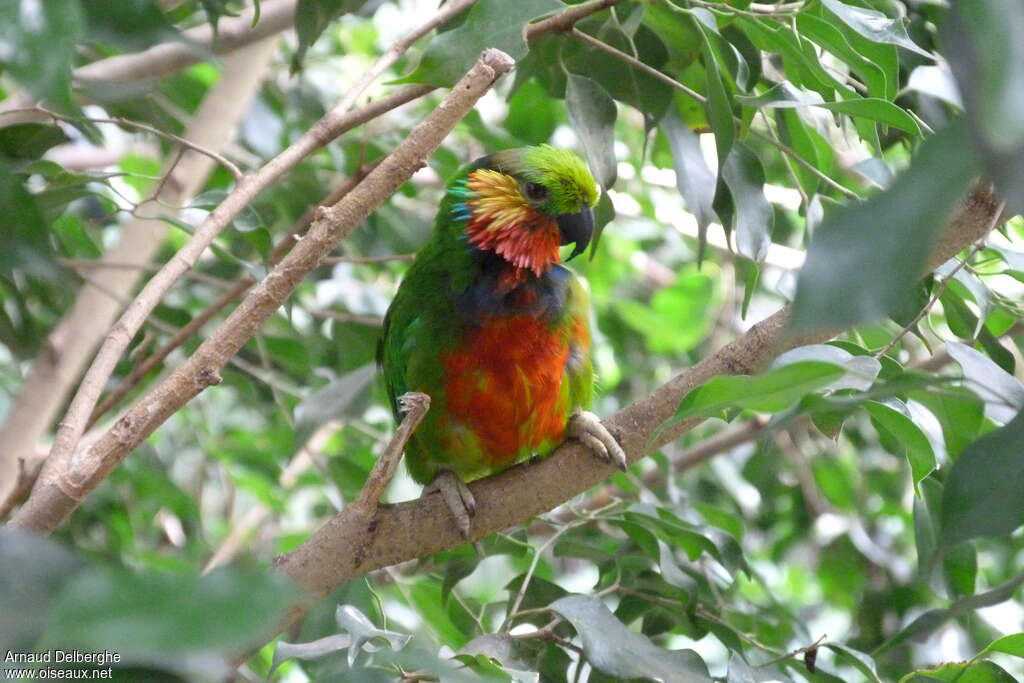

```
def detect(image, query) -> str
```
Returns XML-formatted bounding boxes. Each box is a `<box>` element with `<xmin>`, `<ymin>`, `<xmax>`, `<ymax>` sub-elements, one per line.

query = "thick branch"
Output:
<box><xmin>267</xmin><ymin>184</ymin><xmax>1002</xmax><ymax>596</ymax></box>
<box><xmin>0</xmin><ymin>38</ymin><xmax>278</xmax><ymax>511</ymax></box>
<box><xmin>86</xmin><ymin>0</ymin><xmax>296</xmax><ymax>85</ymax></box>
<box><xmin>8</xmin><ymin>49</ymin><xmax>516</xmax><ymax>535</ymax></box>
<box><xmin>33</xmin><ymin>83</ymin><xmax>431</xmax><ymax>499</ymax></box>
<box><xmin>86</xmin><ymin>163</ymin><xmax>378</xmax><ymax>429</ymax></box>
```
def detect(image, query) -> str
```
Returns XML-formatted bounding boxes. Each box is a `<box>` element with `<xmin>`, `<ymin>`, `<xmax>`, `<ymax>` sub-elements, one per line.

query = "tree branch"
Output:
<box><xmin>7</xmin><ymin>48</ymin><xmax>516</xmax><ymax>535</ymax></box>
<box><xmin>0</xmin><ymin>0</ymin><xmax>299</xmax><ymax>126</ymax></box>
<box><xmin>0</xmin><ymin>38</ymin><xmax>278</xmax><ymax>512</ymax></box>
<box><xmin>31</xmin><ymin>83</ymin><xmax>432</xmax><ymax>503</ymax></box>
<box><xmin>265</xmin><ymin>184</ymin><xmax>1001</xmax><ymax>597</ymax></box>
<box><xmin>86</xmin><ymin>163</ymin><xmax>378</xmax><ymax>430</ymax></box>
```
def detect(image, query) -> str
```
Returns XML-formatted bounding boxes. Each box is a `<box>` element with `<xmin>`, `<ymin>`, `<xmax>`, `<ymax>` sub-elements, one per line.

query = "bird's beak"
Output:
<box><xmin>557</xmin><ymin>206</ymin><xmax>594</xmax><ymax>261</ymax></box>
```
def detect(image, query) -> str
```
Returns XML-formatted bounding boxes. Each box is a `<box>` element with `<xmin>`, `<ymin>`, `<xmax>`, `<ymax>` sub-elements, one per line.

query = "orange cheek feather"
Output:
<box><xmin>440</xmin><ymin>316</ymin><xmax>569</xmax><ymax>465</ymax></box>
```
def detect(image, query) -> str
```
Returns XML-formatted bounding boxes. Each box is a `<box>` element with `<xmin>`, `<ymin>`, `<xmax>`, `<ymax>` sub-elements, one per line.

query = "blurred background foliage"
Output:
<box><xmin>1</xmin><ymin>0</ymin><xmax>1024</xmax><ymax>681</ymax></box>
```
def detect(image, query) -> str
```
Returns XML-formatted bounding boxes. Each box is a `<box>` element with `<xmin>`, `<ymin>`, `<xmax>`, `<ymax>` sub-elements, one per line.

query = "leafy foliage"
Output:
<box><xmin>1</xmin><ymin>0</ymin><xmax>1024</xmax><ymax>681</ymax></box>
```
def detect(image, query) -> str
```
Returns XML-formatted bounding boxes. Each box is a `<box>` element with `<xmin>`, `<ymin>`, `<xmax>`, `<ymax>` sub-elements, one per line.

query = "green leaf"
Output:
<box><xmin>398</xmin><ymin>0</ymin><xmax>563</xmax><ymax>87</ymax></box>
<box><xmin>736</xmin><ymin>82</ymin><xmax>919</xmax><ymax>134</ymax></box>
<box><xmin>878</xmin><ymin>570</ymin><xmax>1024</xmax><ymax>655</ymax></box>
<box><xmin>718</xmin><ymin>142</ymin><xmax>772</xmax><ymax>263</ymax></box>
<box><xmin>943</xmin><ymin>541</ymin><xmax>978</xmax><ymax>598</ymax></box>
<box><xmin>614</xmin><ymin>267</ymin><xmax>715</xmax><ymax>354</ymax></box>
<box><xmin>899</xmin><ymin>660</ymin><xmax>1018</xmax><ymax>683</ymax></box>
<box><xmin>947</xmin><ymin>342</ymin><xmax>1024</xmax><ymax>423</ymax></box>
<box><xmin>550</xmin><ymin>594</ymin><xmax>711</xmax><ymax>683</ymax></box>
<box><xmin>795</xmin><ymin>14</ymin><xmax>888</xmax><ymax>100</ymax></box>
<box><xmin>53</xmin><ymin>215</ymin><xmax>102</xmax><ymax>259</ymax></box>
<box><xmin>911</xmin><ymin>388</ymin><xmax>984</xmax><ymax>459</ymax></box>
<box><xmin>292</xmin><ymin>0</ymin><xmax>369</xmax><ymax>71</ymax></box>
<box><xmin>700</xmin><ymin>30</ymin><xmax>735</xmax><ymax>168</ymax></box>
<box><xmin>568</xmin><ymin>23</ymin><xmax>674</xmax><ymax>124</ymax></box>
<box><xmin>790</xmin><ymin>119</ymin><xmax>978</xmax><ymax>332</ymax></box>
<box><xmin>661</xmin><ymin>112</ymin><xmax>717</xmax><ymax>257</ymax></box>
<box><xmin>816</xmin><ymin>99</ymin><xmax>921</xmax><ymax>135</ymax></box>
<box><xmin>940</xmin><ymin>409</ymin><xmax>1024</xmax><ymax>545</ymax></box>
<box><xmin>821</xmin><ymin>0</ymin><xmax>930</xmax><ymax>58</ymax></box>
<box><xmin>505</xmin><ymin>79</ymin><xmax>559</xmax><ymax>144</ymax></box>
<box><xmin>824</xmin><ymin>643</ymin><xmax>883</xmax><ymax>683</ymax></box>
<box><xmin>0</xmin><ymin>530</ymin><xmax>83</xmax><ymax>652</ymax></box>
<box><xmin>293</xmin><ymin>364</ymin><xmax>375</xmax><ymax>450</ymax></box>
<box><xmin>565</xmin><ymin>74</ymin><xmax>617</xmax><ymax>189</ymax></box>
<box><xmin>46</xmin><ymin>566</ymin><xmax>299</xmax><ymax>655</ymax></box>
<box><xmin>981</xmin><ymin>633</ymin><xmax>1024</xmax><ymax>659</ymax></box>
<box><xmin>0</xmin><ymin>163</ymin><xmax>57</xmax><ymax>279</ymax></box>
<box><xmin>674</xmin><ymin>361</ymin><xmax>847</xmax><ymax>421</ymax></box>
<box><xmin>945</xmin><ymin>0</ymin><xmax>1024</xmax><ymax>215</ymax></box>
<box><xmin>82</xmin><ymin>0</ymin><xmax>181</xmax><ymax>52</ymax></box>
<box><xmin>0</xmin><ymin>124</ymin><xmax>70</xmax><ymax>161</ymax></box>
<box><xmin>0</xmin><ymin>0</ymin><xmax>84</xmax><ymax>114</ymax></box>
<box><xmin>864</xmin><ymin>400</ymin><xmax>936</xmax><ymax>488</ymax></box>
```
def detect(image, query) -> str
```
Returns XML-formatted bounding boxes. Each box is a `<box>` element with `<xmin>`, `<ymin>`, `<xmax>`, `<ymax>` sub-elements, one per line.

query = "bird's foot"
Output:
<box><xmin>423</xmin><ymin>470</ymin><xmax>476</xmax><ymax>538</ymax></box>
<box><xmin>568</xmin><ymin>411</ymin><xmax>627</xmax><ymax>471</ymax></box>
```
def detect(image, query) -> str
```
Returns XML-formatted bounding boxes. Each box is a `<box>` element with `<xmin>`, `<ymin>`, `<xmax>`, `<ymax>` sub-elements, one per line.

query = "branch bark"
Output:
<box><xmin>31</xmin><ymin>83</ymin><xmax>432</xmax><ymax>500</ymax></box>
<box><xmin>265</xmin><ymin>184</ymin><xmax>1001</xmax><ymax>596</ymax></box>
<box><xmin>8</xmin><ymin>48</ymin><xmax>516</xmax><ymax>535</ymax></box>
<box><xmin>86</xmin><ymin>163</ymin><xmax>378</xmax><ymax>430</ymax></box>
<box><xmin>0</xmin><ymin>38</ymin><xmax>278</xmax><ymax>511</ymax></box>
<box><xmin>0</xmin><ymin>0</ymin><xmax>298</xmax><ymax>127</ymax></box>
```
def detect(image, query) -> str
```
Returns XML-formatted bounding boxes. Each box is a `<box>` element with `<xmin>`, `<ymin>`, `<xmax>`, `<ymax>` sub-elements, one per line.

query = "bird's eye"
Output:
<box><xmin>523</xmin><ymin>182</ymin><xmax>549</xmax><ymax>203</ymax></box>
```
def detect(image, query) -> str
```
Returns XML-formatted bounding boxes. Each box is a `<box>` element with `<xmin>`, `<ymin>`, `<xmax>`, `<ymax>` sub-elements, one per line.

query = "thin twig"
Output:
<box><xmin>334</xmin><ymin>0</ymin><xmax>477</xmax><ymax>114</ymax></box>
<box><xmin>59</xmin><ymin>258</ymin><xmax>234</xmax><ymax>290</ymax></box>
<box><xmin>323</xmin><ymin>253</ymin><xmax>416</xmax><ymax>265</ymax></box>
<box><xmin>0</xmin><ymin>458</ymin><xmax>37</xmax><ymax>520</ymax></box>
<box><xmin>756</xmin><ymin>633</ymin><xmax>827</xmax><ymax>669</ymax></box>
<box><xmin>86</xmin><ymin>164</ymin><xmax>378</xmax><ymax>429</ymax></box>
<box><xmin>18</xmin><ymin>106</ymin><xmax>245</xmax><ymax>180</ymax></box>
<box><xmin>501</xmin><ymin>523</ymin><xmax>576</xmax><ymax>633</ymax></box>
<box><xmin>524</xmin><ymin>0</ymin><xmax>624</xmax><ymax>39</ymax></box>
<box><xmin>876</xmin><ymin>203</ymin><xmax>1004</xmax><ymax>358</ymax></box>
<box><xmin>570</xmin><ymin>28</ymin><xmax>860</xmax><ymax>200</ymax></box>
<box><xmin>351</xmin><ymin>393</ymin><xmax>431</xmax><ymax>515</ymax></box>
<box><xmin>308</xmin><ymin>310</ymin><xmax>384</xmax><ymax>327</ymax></box>
<box><xmin>37</xmin><ymin>86</ymin><xmax>431</xmax><ymax>493</ymax></box>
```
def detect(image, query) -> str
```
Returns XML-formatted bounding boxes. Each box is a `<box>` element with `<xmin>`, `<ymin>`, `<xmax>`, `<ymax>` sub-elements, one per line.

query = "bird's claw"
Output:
<box><xmin>423</xmin><ymin>470</ymin><xmax>476</xmax><ymax>538</ymax></box>
<box><xmin>568</xmin><ymin>411</ymin><xmax>627</xmax><ymax>471</ymax></box>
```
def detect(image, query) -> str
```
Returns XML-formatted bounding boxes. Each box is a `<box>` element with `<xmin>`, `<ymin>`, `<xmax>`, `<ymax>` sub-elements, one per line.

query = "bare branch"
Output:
<box><xmin>350</xmin><ymin>392</ymin><xmax>431</xmax><ymax>515</ymax></box>
<box><xmin>524</xmin><ymin>0</ymin><xmax>624</xmax><ymax>40</ymax></box>
<box><xmin>75</xmin><ymin>0</ymin><xmax>295</xmax><ymax>86</ymax></box>
<box><xmin>33</xmin><ymin>83</ymin><xmax>432</xmax><ymax>501</ymax></box>
<box><xmin>335</xmin><ymin>0</ymin><xmax>478</xmax><ymax>113</ymax></box>
<box><xmin>323</xmin><ymin>253</ymin><xmax>416</xmax><ymax>265</ymax></box>
<box><xmin>0</xmin><ymin>38</ymin><xmax>278</xmax><ymax>509</ymax></box>
<box><xmin>4</xmin><ymin>107</ymin><xmax>245</xmax><ymax>180</ymax></box>
<box><xmin>8</xmin><ymin>48</ymin><xmax>516</xmax><ymax>535</ymax></box>
<box><xmin>87</xmin><ymin>164</ymin><xmax>378</xmax><ymax>429</ymax></box>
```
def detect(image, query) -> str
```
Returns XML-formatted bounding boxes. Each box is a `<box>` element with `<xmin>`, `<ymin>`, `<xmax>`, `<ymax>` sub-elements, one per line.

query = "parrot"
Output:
<box><xmin>378</xmin><ymin>145</ymin><xmax>626</xmax><ymax>536</ymax></box>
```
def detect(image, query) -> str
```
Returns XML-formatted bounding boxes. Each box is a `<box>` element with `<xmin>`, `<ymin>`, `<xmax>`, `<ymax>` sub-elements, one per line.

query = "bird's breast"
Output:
<box><xmin>439</xmin><ymin>314</ymin><xmax>571</xmax><ymax>467</ymax></box>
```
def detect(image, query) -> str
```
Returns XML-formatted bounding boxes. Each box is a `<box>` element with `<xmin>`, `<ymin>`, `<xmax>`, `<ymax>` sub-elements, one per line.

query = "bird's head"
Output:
<box><xmin>449</xmin><ymin>145</ymin><xmax>599</xmax><ymax>279</ymax></box>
